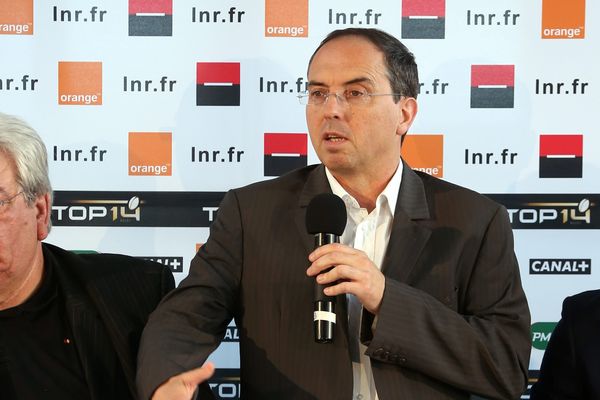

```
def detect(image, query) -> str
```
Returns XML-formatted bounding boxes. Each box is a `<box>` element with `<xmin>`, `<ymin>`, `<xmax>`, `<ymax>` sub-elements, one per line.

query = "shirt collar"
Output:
<box><xmin>325</xmin><ymin>161</ymin><xmax>403</xmax><ymax>217</ymax></box>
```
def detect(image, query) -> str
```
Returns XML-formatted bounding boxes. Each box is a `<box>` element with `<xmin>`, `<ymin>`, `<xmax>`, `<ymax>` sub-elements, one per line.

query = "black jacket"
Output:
<box><xmin>0</xmin><ymin>243</ymin><xmax>174</xmax><ymax>400</ymax></box>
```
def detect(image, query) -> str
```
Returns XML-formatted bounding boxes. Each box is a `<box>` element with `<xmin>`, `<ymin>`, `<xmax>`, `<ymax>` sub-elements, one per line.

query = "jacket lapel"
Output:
<box><xmin>294</xmin><ymin>164</ymin><xmax>331</xmax><ymax>256</ymax></box>
<box><xmin>48</xmin><ymin>250</ymin><xmax>121</xmax><ymax>400</ymax></box>
<box><xmin>381</xmin><ymin>161</ymin><xmax>432</xmax><ymax>283</ymax></box>
<box><xmin>85</xmin><ymin>276</ymin><xmax>138</xmax><ymax>398</ymax></box>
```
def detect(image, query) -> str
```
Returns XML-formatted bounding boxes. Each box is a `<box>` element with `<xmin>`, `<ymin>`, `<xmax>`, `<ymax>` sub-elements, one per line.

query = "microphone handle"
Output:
<box><xmin>313</xmin><ymin>233</ymin><xmax>339</xmax><ymax>343</ymax></box>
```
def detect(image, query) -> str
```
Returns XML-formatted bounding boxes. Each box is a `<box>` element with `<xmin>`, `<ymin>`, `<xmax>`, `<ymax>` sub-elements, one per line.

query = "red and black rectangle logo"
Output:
<box><xmin>539</xmin><ymin>134</ymin><xmax>583</xmax><ymax>178</ymax></box>
<box><xmin>401</xmin><ymin>0</ymin><xmax>445</xmax><ymax>39</ymax></box>
<box><xmin>264</xmin><ymin>133</ymin><xmax>307</xmax><ymax>176</ymax></box>
<box><xmin>470</xmin><ymin>65</ymin><xmax>514</xmax><ymax>108</ymax></box>
<box><xmin>129</xmin><ymin>0</ymin><xmax>172</xmax><ymax>36</ymax></box>
<box><xmin>197</xmin><ymin>62</ymin><xmax>240</xmax><ymax>106</ymax></box>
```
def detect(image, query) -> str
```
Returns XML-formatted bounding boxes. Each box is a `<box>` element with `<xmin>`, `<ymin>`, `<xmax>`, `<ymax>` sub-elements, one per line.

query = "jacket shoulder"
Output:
<box><xmin>235</xmin><ymin>164</ymin><xmax>320</xmax><ymax>194</ymax></box>
<box><xmin>42</xmin><ymin>242</ymin><xmax>173</xmax><ymax>282</ymax></box>
<box><xmin>411</xmin><ymin>170</ymin><xmax>506</xmax><ymax>232</ymax></box>
<box><xmin>415</xmin><ymin>169</ymin><xmax>501</xmax><ymax>210</ymax></box>
<box><xmin>562</xmin><ymin>289</ymin><xmax>600</xmax><ymax>320</ymax></box>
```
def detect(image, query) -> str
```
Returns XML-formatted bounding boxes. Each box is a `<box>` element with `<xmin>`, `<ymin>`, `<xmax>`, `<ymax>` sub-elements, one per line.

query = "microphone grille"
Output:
<box><xmin>306</xmin><ymin>193</ymin><xmax>347</xmax><ymax>235</ymax></box>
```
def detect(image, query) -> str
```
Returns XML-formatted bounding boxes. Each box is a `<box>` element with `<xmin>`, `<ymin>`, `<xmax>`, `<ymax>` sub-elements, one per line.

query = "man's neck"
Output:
<box><xmin>331</xmin><ymin>163</ymin><xmax>399</xmax><ymax>213</ymax></box>
<box><xmin>0</xmin><ymin>246</ymin><xmax>44</xmax><ymax>311</ymax></box>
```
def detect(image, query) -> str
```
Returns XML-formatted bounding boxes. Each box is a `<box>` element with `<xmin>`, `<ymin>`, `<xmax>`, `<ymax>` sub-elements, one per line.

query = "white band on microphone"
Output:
<box><xmin>314</xmin><ymin>310</ymin><xmax>336</xmax><ymax>324</ymax></box>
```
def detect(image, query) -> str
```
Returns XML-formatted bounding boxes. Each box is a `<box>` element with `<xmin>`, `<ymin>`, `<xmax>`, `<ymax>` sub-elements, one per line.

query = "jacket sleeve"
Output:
<box><xmin>365</xmin><ymin>205</ymin><xmax>531</xmax><ymax>399</ymax></box>
<box><xmin>136</xmin><ymin>190</ymin><xmax>243</xmax><ymax>400</ymax></box>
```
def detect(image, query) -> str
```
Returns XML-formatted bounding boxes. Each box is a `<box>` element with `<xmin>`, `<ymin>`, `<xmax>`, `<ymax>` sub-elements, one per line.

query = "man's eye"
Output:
<box><xmin>347</xmin><ymin>90</ymin><xmax>365</xmax><ymax>98</ymax></box>
<box><xmin>310</xmin><ymin>90</ymin><xmax>326</xmax><ymax>98</ymax></box>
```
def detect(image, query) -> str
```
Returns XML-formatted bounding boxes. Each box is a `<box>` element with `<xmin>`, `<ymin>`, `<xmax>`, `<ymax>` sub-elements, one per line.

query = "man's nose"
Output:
<box><xmin>322</xmin><ymin>93</ymin><xmax>345</xmax><ymax>118</ymax></box>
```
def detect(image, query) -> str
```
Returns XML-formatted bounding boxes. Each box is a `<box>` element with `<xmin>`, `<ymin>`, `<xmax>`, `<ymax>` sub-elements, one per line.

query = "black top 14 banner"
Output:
<box><xmin>51</xmin><ymin>191</ymin><xmax>226</xmax><ymax>227</ymax></box>
<box><xmin>486</xmin><ymin>194</ymin><xmax>599</xmax><ymax>229</ymax></box>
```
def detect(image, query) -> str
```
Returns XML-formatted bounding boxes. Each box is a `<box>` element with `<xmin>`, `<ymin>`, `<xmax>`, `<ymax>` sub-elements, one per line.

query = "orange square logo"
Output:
<box><xmin>128</xmin><ymin>132</ymin><xmax>172</xmax><ymax>176</ymax></box>
<box><xmin>195</xmin><ymin>243</ymin><xmax>204</xmax><ymax>253</ymax></box>
<box><xmin>542</xmin><ymin>0</ymin><xmax>585</xmax><ymax>39</ymax></box>
<box><xmin>58</xmin><ymin>62</ymin><xmax>103</xmax><ymax>105</ymax></box>
<box><xmin>0</xmin><ymin>0</ymin><xmax>33</xmax><ymax>35</ymax></box>
<box><xmin>265</xmin><ymin>0</ymin><xmax>308</xmax><ymax>37</ymax></box>
<box><xmin>402</xmin><ymin>134</ymin><xmax>444</xmax><ymax>178</ymax></box>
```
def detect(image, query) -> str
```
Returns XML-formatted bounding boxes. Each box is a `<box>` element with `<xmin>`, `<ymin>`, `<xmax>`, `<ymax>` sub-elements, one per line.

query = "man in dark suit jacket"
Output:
<box><xmin>137</xmin><ymin>28</ymin><xmax>530</xmax><ymax>400</ymax></box>
<box><xmin>530</xmin><ymin>290</ymin><xmax>600</xmax><ymax>399</ymax></box>
<box><xmin>0</xmin><ymin>112</ymin><xmax>175</xmax><ymax>399</ymax></box>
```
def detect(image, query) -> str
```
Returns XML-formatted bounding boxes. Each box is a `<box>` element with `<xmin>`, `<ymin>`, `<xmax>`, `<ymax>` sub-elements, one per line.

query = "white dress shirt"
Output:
<box><xmin>325</xmin><ymin>161</ymin><xmax>403</xmax><ymax>400</ymax></box>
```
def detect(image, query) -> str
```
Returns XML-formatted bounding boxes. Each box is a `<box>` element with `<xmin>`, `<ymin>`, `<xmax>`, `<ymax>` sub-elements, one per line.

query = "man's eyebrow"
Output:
<box><xmin>344</xmin><ymin>77</ymin><xmax>373</xmax><ymax>86</ymax></box>
<box><xmin>307</xmin><ymin>77</ymin><xmax>374</xmax><ymax>87</ymax></box>
<box><xmin>307</xmin><ymin>80</ymin><xmax>325</xmax><ymax>87</ymax></box>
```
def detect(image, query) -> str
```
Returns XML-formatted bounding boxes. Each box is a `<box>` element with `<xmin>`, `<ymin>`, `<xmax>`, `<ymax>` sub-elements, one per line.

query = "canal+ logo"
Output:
<box><xmin>265</xmin><ymin>0</ymin><xmax>308</xmax><ymax>37</ymax></box>
<box><xmin>542</xmin><ymin>0</ymin><xmax>585</xmax><ymax>39</ymax></box>
<box><xmin>58</xmin><ymin>61</ymin><xmax>102</xmax><ymax>105</ymax></box>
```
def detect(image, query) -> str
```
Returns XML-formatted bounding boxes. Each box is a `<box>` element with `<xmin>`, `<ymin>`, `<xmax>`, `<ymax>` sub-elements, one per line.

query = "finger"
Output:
<box><xmin>308</xmin><ymin>242</ymin><xmax>355</xmax><ymax>262</ymax></box>
<box><xmin>181</xmin><ymin>362</ymin><xmax>215</xmax><ymax>386</ymax></box>
<box><xmin>324</xmin><ymin>281</ymin><xmax>380</xmax><ymax>313</ymax></box>
<box><xmin>316</xmin><ymin>264</ymin><xmax>361</xmax><ymax>285</ymax></box>
<box><xmin>308</xmin><ymin>251</ymin><xmax>367</xmax><ymax>276</ymax></box>
<box><xmin>323</xmin><ymin>280</ymin><xmax>356</xmax><ymax>297</ymax></box>
<box><xmin>325</xmin><ymin>274</ymin><xmax>385</xmax><ymax>313</ymax></box>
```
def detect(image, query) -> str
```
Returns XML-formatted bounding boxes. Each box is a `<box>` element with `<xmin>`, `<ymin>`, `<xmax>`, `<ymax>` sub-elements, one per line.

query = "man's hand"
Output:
<box><xmin>151</xmin><ymin>362</ymin><xmax>215</xmax><ymax>400</ymax></box>
<box><xmin>306</xmin><ymin>243</ymin><xmax>385</xmax><ymax>314</ymax></box>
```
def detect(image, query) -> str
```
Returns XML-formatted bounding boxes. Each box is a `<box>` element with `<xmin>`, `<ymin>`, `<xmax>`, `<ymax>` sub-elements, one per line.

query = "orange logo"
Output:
<box><xmin>265</xmin><ymin>0</ymin><xmax>308</xmax><ymax>37</ymax></box>
<box><xmin>542</xmin><ymin>0</ymin><xmax>585</xmax><ymax>39</ymax></box>
<box><xmin>402</xmin><ymin>134</ymin><xmax>444</xmax><ymax>178</ymax></box>
<box><xmin>58</xmin><ymin>62</ymin><xmax>103</xmax><ymax>105</ymax></box>
<box><xmin>0</xmin><ymin>0</ymin><xmax>33</xmax><ymax>35</ymax></box>
<box><xmin>128</xmin><ymin>132</ymin><xmax>172</xmax><ymax>176</ymax></box>
<box><xmin>195</xmin><ymin>243</ymin><xmax>204</xmax><ymax>253</ymax></box>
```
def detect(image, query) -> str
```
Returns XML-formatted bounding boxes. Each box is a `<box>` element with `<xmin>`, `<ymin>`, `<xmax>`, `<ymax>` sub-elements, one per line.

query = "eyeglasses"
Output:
<box><xmin>0</xmin><ymin>191</ymin><xmax>23</xmax><ymax>211</ymax></box>
<box><xmin>297</xmin><ymin>88</ymin><xmax>402</xmax><ymax>106</ymax></box>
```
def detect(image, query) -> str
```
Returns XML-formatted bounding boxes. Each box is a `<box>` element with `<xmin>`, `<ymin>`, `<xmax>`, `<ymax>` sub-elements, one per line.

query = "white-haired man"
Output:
<box><xmin>0</xmin><ymin>112</ymin><xmax>175</xmax><ymax>399</ymax></box>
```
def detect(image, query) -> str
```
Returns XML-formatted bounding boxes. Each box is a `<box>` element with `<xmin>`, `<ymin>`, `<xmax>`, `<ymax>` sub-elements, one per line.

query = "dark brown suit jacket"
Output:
<box><xmin>137</xmin><ymin>162</ymin><xmax>530</xmax><ymax>399</ymax></box>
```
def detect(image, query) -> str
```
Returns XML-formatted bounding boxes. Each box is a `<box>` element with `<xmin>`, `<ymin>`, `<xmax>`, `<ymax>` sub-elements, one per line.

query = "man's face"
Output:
<box><xmin>0</xmin><ymin>151</ymin><xmax>48</xmax><ymax>288</ymax></box>
<box><xmin>306</xmin><ymin>35</ymin><xmax>416</xmax><ymax>181</ymax></box>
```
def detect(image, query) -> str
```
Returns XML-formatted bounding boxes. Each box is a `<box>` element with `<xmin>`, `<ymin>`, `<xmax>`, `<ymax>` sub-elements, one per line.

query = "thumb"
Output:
<box><xmin>181</xmin><ymin>362</ymin><xmax>215</xmax><ymax>387</ymax></box>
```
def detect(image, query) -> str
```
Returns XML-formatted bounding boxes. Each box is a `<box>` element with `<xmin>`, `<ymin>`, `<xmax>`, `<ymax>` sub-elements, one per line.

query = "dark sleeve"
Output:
<box><xmin>530</xmin><ymin>297</ymin><xmax>581</xmax><ymax>399</ymax></box>
<box><xmin>136</xmin><ymin>190</ymin><xmax>242</xmax><ymax>400</ymax></box>
<box><xmin>366</xmin><ymin>205</ymin><xmax>531</xmax><ymax>399</ymax></box>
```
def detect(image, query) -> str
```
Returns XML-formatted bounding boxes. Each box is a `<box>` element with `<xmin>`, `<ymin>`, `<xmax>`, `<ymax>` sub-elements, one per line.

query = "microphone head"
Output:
<box><xmin>306</xmin><ymin>193</ymin><xmax>347</xmax><ymax>235</ymax></box>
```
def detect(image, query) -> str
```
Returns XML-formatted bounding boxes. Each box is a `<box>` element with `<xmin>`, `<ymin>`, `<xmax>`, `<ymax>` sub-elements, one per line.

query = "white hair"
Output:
<box><xmin>0</xmin><ymin>113</ymin><xmax>52</xmax><ymax>221</ymax></box>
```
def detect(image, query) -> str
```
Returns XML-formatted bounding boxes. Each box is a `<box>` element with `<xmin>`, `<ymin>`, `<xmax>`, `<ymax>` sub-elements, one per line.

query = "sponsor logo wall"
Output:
<box><xmin>1</xmin><ymin>0</ymin><xmax>598</xmax><ymax>398</ymax></box>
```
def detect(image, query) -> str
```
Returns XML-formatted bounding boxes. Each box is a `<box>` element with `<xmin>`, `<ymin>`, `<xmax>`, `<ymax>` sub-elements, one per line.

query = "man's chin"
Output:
<box><xmin>323</xmin><ymin>159</ymin><xmax>354</xmax><ymax>175</ymax></box>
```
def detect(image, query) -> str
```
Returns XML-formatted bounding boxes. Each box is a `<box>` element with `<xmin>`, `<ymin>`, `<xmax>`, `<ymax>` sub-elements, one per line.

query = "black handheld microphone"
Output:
<box><xmin>306</xmin><ymin>193</ymin><xmax>347</xmax><ymax>344</ymax></box>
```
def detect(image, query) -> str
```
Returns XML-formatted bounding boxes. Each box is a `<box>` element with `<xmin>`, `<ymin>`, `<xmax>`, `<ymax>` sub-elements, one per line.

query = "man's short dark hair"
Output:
<box><xmin>308</xmin><ymin>28</ymin><xmax>419</xmax><ymax>102</ymax></box>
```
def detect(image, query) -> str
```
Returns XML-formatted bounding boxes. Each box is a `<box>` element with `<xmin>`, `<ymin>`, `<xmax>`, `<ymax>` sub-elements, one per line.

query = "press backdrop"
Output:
<box><xmin>1</xmin><ymin>0</ymin><xmax>598</xmax><ymax>398</ymax></box>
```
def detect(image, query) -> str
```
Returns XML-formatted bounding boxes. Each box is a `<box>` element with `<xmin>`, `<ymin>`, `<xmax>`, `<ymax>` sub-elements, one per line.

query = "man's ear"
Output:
<box><xmin>396</xmin><ymin>97</ymin><xmax>418</xmax><ymax>137</ymax></box>
<box><xmin>35</xmin><ymin>193</ymin><xmax>50</xmax><ymax>240</ymax></box>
